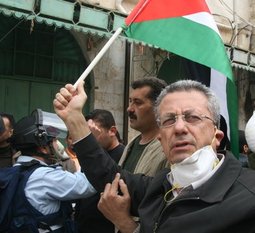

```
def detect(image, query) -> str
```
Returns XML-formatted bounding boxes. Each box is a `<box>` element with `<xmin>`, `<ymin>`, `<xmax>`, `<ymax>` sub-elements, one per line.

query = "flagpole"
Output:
<box><xmin>74</xmin><ymin>27</ymin><xmax>123</xmax><ymax>88</ymax></box>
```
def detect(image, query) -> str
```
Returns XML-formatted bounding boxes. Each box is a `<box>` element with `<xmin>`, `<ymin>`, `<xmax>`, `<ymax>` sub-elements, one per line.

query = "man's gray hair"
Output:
<box><xmin>154</xmin><ymin>80</ymin><xmax>221</xmax><ymax>127</ymax></box>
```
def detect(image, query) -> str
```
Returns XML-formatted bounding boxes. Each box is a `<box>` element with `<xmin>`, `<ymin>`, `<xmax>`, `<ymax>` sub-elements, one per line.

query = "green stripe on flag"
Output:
<box><xmin>227</xmin><ymin>79</ymin><xmax>239</xmax><ymax>156</ymax></box>
<box><xmin>125</xmin><ymin>17</ymin><xmax>232</xmax><ymax>79</ymax></box>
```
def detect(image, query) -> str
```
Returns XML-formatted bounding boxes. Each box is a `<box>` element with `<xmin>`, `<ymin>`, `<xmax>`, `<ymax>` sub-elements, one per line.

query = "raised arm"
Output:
<box><xmin>53</xmin><ymin>82</ymin><xmax>151</xmax><ymax>204</ymax></box>
<box><xmin>53</xmin><ymin>82</ymin><xmax>118</xmax><ymax>190</ymax></box>
<box><xmin>53</xmin><ymin>82</ymin><xmax>89</xmax><ymax>142</ymax></box>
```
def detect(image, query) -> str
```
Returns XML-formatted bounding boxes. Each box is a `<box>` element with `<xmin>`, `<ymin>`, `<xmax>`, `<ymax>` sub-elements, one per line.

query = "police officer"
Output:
<box><xmin>9</xmin><ymin>109</ymin><xmax>96</xmax><ymax>232</ymax></box>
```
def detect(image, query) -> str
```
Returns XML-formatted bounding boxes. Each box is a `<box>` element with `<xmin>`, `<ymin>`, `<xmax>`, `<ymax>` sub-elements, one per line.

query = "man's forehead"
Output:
<box><xmin>130</xmin><ymin>86</ymin><xmax>151</xmax><ymax>99</ymax></box>
<box><xmin>159</xmin><ymin>91</ymin><xmax>208</xmax><ymax>112</ymax></box>
<box><xmin>93</xmin><ymin>120</ymin><xmax>108</xmax><ymax>130</ymax></box>
<box><xmin>2</xmin><ymin>117</ymin><xmax>11</xmax><ymax>126</ymax></box>
<box><xmin>92</xmin><ymin>119</ymin><xmax>101</xmax><ymax>126</ymax></box>
<box><xmin>162</xmin><ymin>90</ymin><xmax>207</xmax><ymax>101</ymax></box>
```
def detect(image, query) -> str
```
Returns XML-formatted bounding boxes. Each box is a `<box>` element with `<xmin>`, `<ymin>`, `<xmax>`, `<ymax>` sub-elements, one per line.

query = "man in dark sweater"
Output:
<box><xmin>85</xmin><ymin>109</ymin><xmax>125</xmax><ymax>163</ymax></box>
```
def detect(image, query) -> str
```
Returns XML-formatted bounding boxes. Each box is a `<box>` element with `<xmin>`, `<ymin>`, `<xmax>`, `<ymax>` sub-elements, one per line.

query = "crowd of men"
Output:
<box><xmin>1</xmin><ymin>77</ymin><xmax>255</xmax><ymax>233</ymax></box>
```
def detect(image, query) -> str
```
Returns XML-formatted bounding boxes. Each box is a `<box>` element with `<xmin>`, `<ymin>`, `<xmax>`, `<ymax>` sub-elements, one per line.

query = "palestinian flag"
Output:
<box><xmin>124</xmin><ymin>0</ymin><xmax>239</xmax><ymax>156</ymax></box>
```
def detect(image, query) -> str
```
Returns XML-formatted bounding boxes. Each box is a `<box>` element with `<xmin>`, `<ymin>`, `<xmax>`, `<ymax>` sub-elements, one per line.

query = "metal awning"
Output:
<box><xmin>1</xmin><ymin>0</ymin><xmax>255</xmax><ymax>73</ymax></box>
<box><xmin>0</xmin><ymin>0</ymin><xmax>129</xmax><ymax>39</ymax></box>
<box><xmin>226</xmin><ymin>46</ymin><xmax>255</xmax><ymax>72</ymax></box>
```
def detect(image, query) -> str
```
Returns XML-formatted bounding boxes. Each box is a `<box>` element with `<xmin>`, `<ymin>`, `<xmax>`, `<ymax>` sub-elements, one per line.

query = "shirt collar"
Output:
<box><xmin>15</xmin><ymin>155</ymin><xmax>48</xmax><ymax>166</ymax></box>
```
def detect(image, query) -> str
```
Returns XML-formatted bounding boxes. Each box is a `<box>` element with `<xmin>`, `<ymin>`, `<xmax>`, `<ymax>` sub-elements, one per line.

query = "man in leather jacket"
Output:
<box><xmin>54</xmin><ymin>80</ymin><xmax>255</xmax><ymax>233</ymax></box>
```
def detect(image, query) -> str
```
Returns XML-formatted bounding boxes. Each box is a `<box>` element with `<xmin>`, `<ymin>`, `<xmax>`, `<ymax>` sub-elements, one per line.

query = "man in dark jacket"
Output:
<box><xmin>0</xmin><ymin>112</ymin><xmax>20</xmax><ymax>167</ymax></box>
<box><xmin>54</xmin><ymin>80</ymin><xmax>255</xmax><ymax>233</ymax></box>
<box><xmin>75</xmin><ymin>109</ymin><xmax>125</xmax><ymax>233</ymax></box>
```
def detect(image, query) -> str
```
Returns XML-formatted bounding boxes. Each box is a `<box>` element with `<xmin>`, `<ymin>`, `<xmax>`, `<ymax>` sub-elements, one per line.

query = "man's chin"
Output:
<box><xmin>129</xmin><ymin>121</ymin><xmax>138</xmax><ymax>129</ymax></box>
<box><xmin>168</xmin><ymin>153</ymin><xmax>192</xmax><ymax>164</ymax></box>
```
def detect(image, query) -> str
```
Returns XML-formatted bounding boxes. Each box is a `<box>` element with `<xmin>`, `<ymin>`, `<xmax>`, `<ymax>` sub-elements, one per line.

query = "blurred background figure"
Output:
<box><xmin>238</xmin><ymin>130</ymin><xmax>249</xmax><ymax>168</ymax></box>
<box><xmin>85</xmin><ymin>109</ymin><xmax>125</xmax><ymax>163</ymax></box>
<box><xmin>218</xmin><ymin>115</ymin><xmax>230</xmax><ymax>151</ymax></box>
<box><xmin>52</xmin><ymin>138</ymin><xmax>78</xmax><ymax>173</ymax></box>
<box><xmin>0</xmin><ymin>116</ymin><xmax>4</xmax><ymax>134</ymax></box>
<box><xmin>75</xmin><ymin>109</ymin><xmax>125</xmax><ymax>233</ymax></box>
<box><xmin>65</xmin><ymin>131</ymin><xmax>81</xmax><ymax>172</ymax></box>
<box><xmin>0</xmin><ymin>112</ymin><xmax>20</xmax><ymax>167</ymax></box>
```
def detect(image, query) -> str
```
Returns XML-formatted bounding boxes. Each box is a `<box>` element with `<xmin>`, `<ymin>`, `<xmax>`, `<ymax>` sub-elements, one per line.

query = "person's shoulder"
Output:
<box><xmin>119</xmin><ymin>143</ymin><xmax>125</xmax><ymax>149</ymax></box>
<box><xmin>128</xmin><ymin>134</ymin><xmax>141</xmax><ymax>144</ymax></box>
<box><xmin>238</xmin><ymin>167</ymin><xmax>255</xmax><ymax>194</ymax></box>
<box><xmin>115</xmin><ymin>143</ymin><xmax>125</xmax><ymax>152</ymax></box>
<box><xmin>145</xmin><ymin>139</ymin><xmax>165</xmax><ymax>156</ymax></box>
<box><xmin>31</xmin><ymin>163</ymin><xmax>63</xmax><ymax>175</ymax></box>
<box><xmin>114</xmin><ymin>143</ymin><xmax>125</xmax><ymax>155</ymax></box>
<box><xmin>143</xmin><ymin>138</ymin><xmax>162</xmax><ymax>149</ymax></box>
<box><xmin>147</xmin><ymin>168</ymin><xmax>170</xmax><ymax>188</ymax></box>
<box><xmin>153</xmin><ymin>168</ymin><xmax>170</xmax><ymax>178</ymax></box>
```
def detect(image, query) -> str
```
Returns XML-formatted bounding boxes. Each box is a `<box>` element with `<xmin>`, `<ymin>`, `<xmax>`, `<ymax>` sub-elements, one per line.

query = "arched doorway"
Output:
<box><xmin>0</xmin><ymin>14</ymin><xmax>92</xmax><ymax>121</ymax></box>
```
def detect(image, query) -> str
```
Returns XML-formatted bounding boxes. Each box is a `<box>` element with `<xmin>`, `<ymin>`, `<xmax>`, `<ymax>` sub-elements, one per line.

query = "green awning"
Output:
<box><xmin>0</xmin><ymin>0</ymin><xmax>130</xmax><ymax>40</ymax></box>
<box><xmin>0</xmin><ymin>0</ymin><xmax>174</xmax><ymax>48</ymax></box>
<box><xmin>1</xmin><ymin>0</ymin><xmax>255</xmax><ymax>72</ymax></box>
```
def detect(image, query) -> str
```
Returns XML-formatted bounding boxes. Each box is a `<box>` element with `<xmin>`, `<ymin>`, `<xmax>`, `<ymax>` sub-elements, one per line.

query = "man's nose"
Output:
<box><xmin>127</xmin><ymin>103</ymin><xmax>134</xmax><ymax>112</ymax></box>
<box><xmin>173</xmin><ymin>115</ymin><xmax>188</xmax><ymax>132</ymax></box>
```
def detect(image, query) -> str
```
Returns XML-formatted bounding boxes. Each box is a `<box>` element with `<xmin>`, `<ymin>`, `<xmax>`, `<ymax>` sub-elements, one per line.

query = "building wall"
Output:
<box><xmin>250</xmin><ymin>0</ymin><xmax>255</xmax><ymax>52</ymax></box>
<box><xmin>207</xmin><ymin>0</ymin><xmax>253</xmax><ymax>51</ymax></box>
<box><xmin>73</xmin><ymin>29</ymin><xmax>160</xmax><ymax>142</ymax></box>
<box><xmin>74</xmin><ymin>0</ymin><xmax>255</xmax><ymax>142</ymax></box>
<box><xmin>73</xmin><ymin>32</ymin><xmax>126</xmax><ymax>139</ymax></box>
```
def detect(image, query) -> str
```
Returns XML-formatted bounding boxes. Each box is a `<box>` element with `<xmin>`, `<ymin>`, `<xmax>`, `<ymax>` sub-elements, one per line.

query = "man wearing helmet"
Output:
<box><xmin>7</xmin><ymin>110</ymin><xmax>96</xmax><ymax>232</ymax></box>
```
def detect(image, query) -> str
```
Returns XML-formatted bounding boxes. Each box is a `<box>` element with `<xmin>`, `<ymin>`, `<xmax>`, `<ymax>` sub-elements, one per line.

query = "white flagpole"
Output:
<box><xmin>74</xmin><ymin>27</ymin><xmax>123</xmax><ymax>88</ymax></box>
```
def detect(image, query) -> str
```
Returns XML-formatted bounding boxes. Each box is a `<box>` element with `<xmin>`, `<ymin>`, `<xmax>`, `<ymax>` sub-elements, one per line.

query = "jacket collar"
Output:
<box><xmin>190</xmin><ymin>151</ymin><xmax>242</xmax><ymax>203</ymax></box>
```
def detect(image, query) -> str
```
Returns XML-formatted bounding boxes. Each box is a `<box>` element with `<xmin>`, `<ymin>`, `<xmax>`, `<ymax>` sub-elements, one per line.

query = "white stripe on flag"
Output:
<box><xmin>183</xmin><ymin>12</ymin><xmax>220</xmax><ymax>36</ymax></box>
<box><xmin>210</xmin><ymin>69</ymin><xmax>230</xmax><ymax>138</ymax></box>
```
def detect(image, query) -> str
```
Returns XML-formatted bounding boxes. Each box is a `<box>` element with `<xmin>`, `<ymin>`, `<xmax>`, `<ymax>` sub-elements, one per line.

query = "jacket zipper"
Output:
<box><xmin>152</xmin><ymin>196</ymin><xmax>200</xmax><ymax>233</ymax></box>
<box><xmin>153</xmin><ymin>222</ymin><xmax>158</xmax><ymax>233</ymax></box>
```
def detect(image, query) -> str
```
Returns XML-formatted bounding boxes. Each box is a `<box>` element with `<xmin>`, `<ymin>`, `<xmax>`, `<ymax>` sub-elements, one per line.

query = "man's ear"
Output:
<box><xmin>37</xmin><ymin>146</ymin><xmax>48</xmax><ymax>154</ymax></box>
<box><xmin>9</xmin><ymin>129</ymin><xmax>14</xmax><ymax>137</ymax></box>
<box><xmin>109</xmin><ymin>126</ymin><xmax>117</xmax><ymax>136</ymax></box>
<box><xmin>215</xmin><ymin>128</ymin><xmax>224</xmax><ymax>148</ymax></box>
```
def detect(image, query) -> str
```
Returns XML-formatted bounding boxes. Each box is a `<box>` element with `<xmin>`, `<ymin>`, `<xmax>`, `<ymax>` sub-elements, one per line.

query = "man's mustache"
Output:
<box><xmin>128</xmin><ymin>112</ymin><xmax>137</xmax><ymax>120</ymax></box>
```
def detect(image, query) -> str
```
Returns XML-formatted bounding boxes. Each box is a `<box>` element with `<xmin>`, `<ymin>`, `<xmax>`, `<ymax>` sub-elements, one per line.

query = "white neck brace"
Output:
<box><xmin>170</xmin><ymin>145</ymin><xmax>219</xmax><ymax>188</ymax></box>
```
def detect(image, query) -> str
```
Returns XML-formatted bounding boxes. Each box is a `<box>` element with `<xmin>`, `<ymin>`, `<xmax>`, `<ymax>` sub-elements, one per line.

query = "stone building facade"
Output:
<box><xmin>1</xmin><ymin>0</ymin><xmax>255</xmax><ymax>143</ymax></box>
